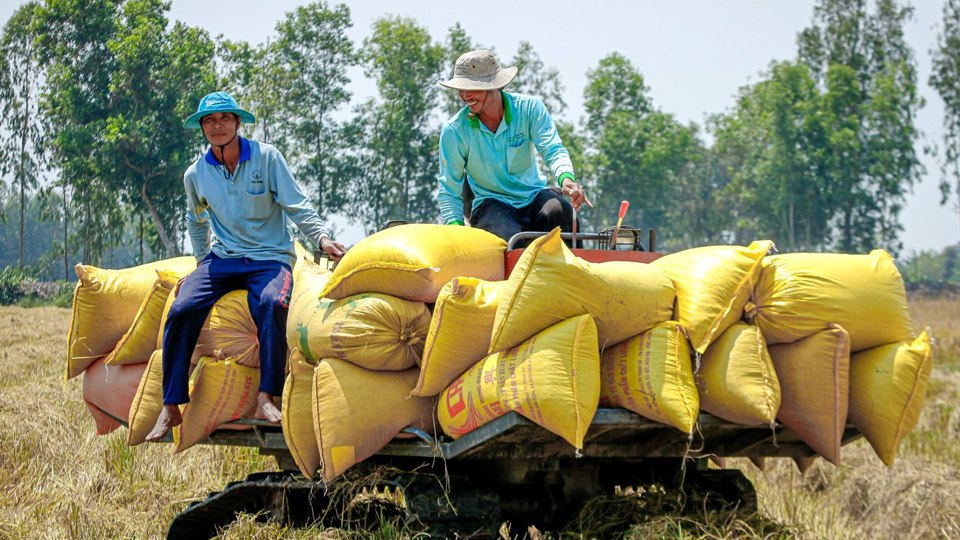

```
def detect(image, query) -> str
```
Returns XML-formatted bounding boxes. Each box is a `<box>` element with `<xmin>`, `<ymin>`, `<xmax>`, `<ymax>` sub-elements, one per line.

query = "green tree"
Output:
<box><xmin>339</xmin><ymin>16</ymin><xmax>444</xmax><ymax>231</ymax></box>
<box><xmin>798</xmin><ymin>0</ymin><xmax>923</xmax><ymax>253</ymax></box>
<box><xmin>217</xmin><ymin>39</ymin><xmax>286</xmax><ymax>144</ymax></box>
<box><xmin>583</xmin><ymin>53</ymin><xmax>651</xmax><ymax>135</ymax></box>
<box><xmin>35</xmin><ymin>0</ymin><xmax>124</xmax><ymax>266</ymax></box>
<box><xmin>669</xmin><ymin>140</ymin><xmax>732</xmax><ymax>249</ymax></box>
<box><xmin>931</xmin><ymin>0</ymin><xmax>960</xmax><ymax>234</ymax></box>
<box><xmin>509</xmin><ymin>41</ymin><xmax>566</xmax><ymax>116</ymax></box>
<box><xmin>582</xmin><ymin>53</ymin><xmax>702</xmax><ymax>246</ymax></box>
<box><xmin>0</xmin><ymin>2</ymin><xmax>46</xmax><ymax>270</ymax></box>
<box><xmin>270</xmin><ymin>1</ymin><xmax>355</xmax><ymax>220</ymax></box>
<box><xmin>102</xmin><ymin>0</ymin><xmax>217</xmax><ymax>256</ymax></box>
<box><xmin>711</xmin><ymin>61</ymin><xmax>830</xmax><ymax>250</ymax></box>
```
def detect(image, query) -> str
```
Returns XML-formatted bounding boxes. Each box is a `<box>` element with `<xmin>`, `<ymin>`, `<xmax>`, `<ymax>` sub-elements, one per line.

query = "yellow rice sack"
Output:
<box><xmin>698</xmin><ymin>323</ymin><xmax>781</xmax><ymax>426</ymax></box>
<box><xmin>292</xmin><ymin>292</ymin><xmax>430</xmax><ymax>371</ymax></box>
<box><xmin>174</xmin><ymin>357</ymin><xmax>259</xmax><ymax>453</ymax></box>
<box><xmin>651</xmin><ymin>241</ymin><xmax>772</xmax><ymax>354</ymax></box>
<box><xmin>195</xmin><ymin>290</ymin><xmax>259</xmax><ymax>367</ymax></box>
<box><xmin>319</xmin><ymin>223</ymin><xmax>506</xmax><ymax>302</ymax></box>
<box><xmin>490</xmin><ymin>228</ymin><xmax>674</xmax><ymax>354</ymax></box>
<box><xmin>155</xmin><ymin>272</ymin><xmax>180</xmax><ymax>349</ymax></box>
<box><xmin>768</xmin><ymin>324</ymin><xmax>850</xmax><ymax>465</ymax></box>
<box><xmin>849</xmin><ymin>330</ymin><xmax>933</xmax><ymax>467</ymax></box>
<box><xmin>104</xmin><ymin>271</ymin><xmax>180</xmax><ymax>366</ymax></box>
<box><xmin>312</xmin><ymin>359</ymin><xmax>434</xmax><ymax>482</ymax></box>
<box><xmin>411</xmin><ymin>277</ymin><xmax>507</xmax><ymax>397</ymax></box>
<box><xmin>127</xmin><ymin>349</ymin><xmax>166</xmax><ymax>446</ymax></box>
<box><xmin>82</xmin><ymin>357</ymin><xmax>147</xmax><ymax>435</ymax></box>
<box><xmin>750</xmin><ymin>250</ymin><xmax>914</xmax><ymax>352</ymax></box>
<box><xmin>66</xmin><ymin>256</ymin><xmax>196</xmax><ymax>379</ymax></box>
<box><xmin>282</xmin><ymin>351</ymin><xmax>320</xmax><ymax>478</ymax></box>
<box><xmin>292</xmin><ymin>240</ymin><xmax>312</xmax><ymax>281</ymax></box>
<box><xmin>599</xmin><ymin>321</ymin><xmax>699</xmax><ymax>434</ymax></box>
<box><xmin>439</xmin><ymin>314</ymin><xmax>601</xmax><ymax>449</ymax></box>
<box><xmin>286</xmin><ymin>259</ymin><xmax>332</xmax><ymax>356</ymax></box>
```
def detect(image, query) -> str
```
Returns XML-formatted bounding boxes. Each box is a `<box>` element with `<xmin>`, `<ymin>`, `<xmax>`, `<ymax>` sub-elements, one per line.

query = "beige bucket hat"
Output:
<box><xmin>439</xmin><ymin>50</ymin><xmax>518</xmax><ymax>91</ymax></box>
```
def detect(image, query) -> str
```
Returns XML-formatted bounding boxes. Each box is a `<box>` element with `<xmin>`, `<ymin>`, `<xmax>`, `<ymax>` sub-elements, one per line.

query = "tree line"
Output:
<box><xmin>1</xmin><ymin>0</ymin><xmax>959</xmax><ymax>281</ymax></box>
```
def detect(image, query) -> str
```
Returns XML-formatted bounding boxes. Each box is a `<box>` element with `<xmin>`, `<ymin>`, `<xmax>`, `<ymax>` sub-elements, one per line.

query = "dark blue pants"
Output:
<box><xmin>161</xmin><ymin>253</ymin><xmax>292</xmax><ymax>405</ymax></box>
<box><xmin>471</xmin><ymin>187</ymin><xmax>574</xmax><ymax>244</ymax></box>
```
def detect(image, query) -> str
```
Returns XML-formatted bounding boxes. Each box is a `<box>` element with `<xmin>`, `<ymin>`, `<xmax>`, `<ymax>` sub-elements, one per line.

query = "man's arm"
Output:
<box><xmin>437</xmin><ymin>124</ymin><xmax>468</xmax><ymax>225</ymax></box>
<box><xmin>528</xmin><ymin>97</ymin><xmax>575</xmax><ymax>186</ymax></box>
<box><xmin>269</xmin><ymin>149</ymin><xmax>345</xmax><ymax>259</ymax></box>
<box><xmin>528</xmin><ymin>98</ymin><xmax>591</xmax><ymax>209</ymax></box>
<box><xmin>184</xmin><ymin>172</ymin><xmax>211</xmax><ymax>262</ymax></box>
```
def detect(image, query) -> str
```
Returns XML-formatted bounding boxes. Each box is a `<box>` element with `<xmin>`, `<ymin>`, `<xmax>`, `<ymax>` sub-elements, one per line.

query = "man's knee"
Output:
<box><xmin>472</xmin><ymin>200</ymin><xmax>522</xmax><ymax>242</ymax></box>
<box><xmin>540</xmin><ymin>197</ymin><xmax>571</xmax><ymax>220</ymax></box>
<box><xmin>166</xmin><ymin>296</ymin><xmax>206</xmax><ymax>325</ymax></box>
<box><xmin>256</xmin><ymin>291</ymin><xmax>289</xmax><ymax>316</ymax></box>
<box><xmin>535</xmin><ymin>192</ymin><xmax>573</xmax><ymax>230</ymax></box>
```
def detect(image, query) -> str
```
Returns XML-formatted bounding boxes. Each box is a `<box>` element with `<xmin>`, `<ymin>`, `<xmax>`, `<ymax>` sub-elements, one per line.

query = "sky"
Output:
<box><xmin>0</xmin><ymin>0</ymin><xmax>955</xmax><ymax>253</ymax></box>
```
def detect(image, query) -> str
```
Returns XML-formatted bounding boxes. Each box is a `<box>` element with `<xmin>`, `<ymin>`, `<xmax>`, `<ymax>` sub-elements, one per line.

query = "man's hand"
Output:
<box><xmin>320</xmin><ymin>236</ymin><xmax>347</xmax><ymax>261</ymax></box>
<box><xmin>174</xmin><ymin>277</ymin><xmax>185</xmax><ymax>296</ymax></box>
<box><xmin>561</xmin><ymin>178</ymin><xmax>594</xmax><ymax>211</ymax></box>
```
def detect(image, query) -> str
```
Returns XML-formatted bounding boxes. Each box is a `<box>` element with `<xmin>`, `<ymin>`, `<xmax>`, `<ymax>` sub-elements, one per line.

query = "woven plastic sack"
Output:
<box><xmin>750</xmin><ymin>250</ymin><xmax>914</xmax><ymax>352</ymax></box>
<box><xmin>650</xmin><ymin>241</ymin><xmax>772</xmax><ymax>354</ymax></box>
<box><xmin>291</xmin><ymin>291</ymin><xmax>429</xmax><ymax>371</ymax></box>
<box><xmin>849</xmin><ymin>330</ymin><xmax>933</xmax><ymax>467</ymax></box>
<box><xmin>194</xmin><ymin>290</ymin><xmax>259</xmax><ymax>367</ymax></box>
<box><xmin>282</xmin><ymin>351</ymin><xmax>320</xmax><ymax>478</ymax></box>
<box><xmin>768</xmin><ymin>324</ymin><xmax>850</xmax><ymax>465</ymax></box>
<box><xmin>319</xmin><ymin>224</ymin><xmax>506</xmax><ymax>303</ymax></box>
<box><xmin>292</xmin><ymin>240</ymin><xmax>312</xmax><ymax>281</ymax></box>
<box><xmin>104</xmin><ymin>271</ymin><xmax>180</xmax><ymax>366</ymax></box>
<box><xmin>599</xmin><ymin>321</ymin><xmax>699</xmax><ymax>434</ymax></box>
<box><xmin>174</xmin><ymin>357</ymin><xmax>259</xmax><ymax>452</ymax></box>
<box><xmin>490</xmin><ymin>228</ymin><xmax>674</xmax><ymax>354</ymax></box>
<box><xmin>82</xmin><ymin>357</ymin><xmax>148</xmax><ymax>435</ymax></box>
<box><xmin>698</xmin><ymin>322</ymin><xmax>781</xmax><ymax>426</ymax></box>
<box><xmin>66</xmin><ymin>256</ymin><xmax>196</xmax><ymax>379</ymax></box>
<box><xmin>411</xmin><ymin>277</ymin><xmax>507</xmax><ymax>397</ymax></box>
<box><xmin>312</xmin><ymin>359</ymin><xmax>434</xmax><ymax>482</ymax></box>
<box><xmin>127</xmin><ymin>350</ymin><xmax>165</xmax><ymax>446</ymax></box>
<box><xmin>286</xmin><ymin>259</ymin><xmax>332</xmax><ymax>356</ymax></box>
<box><xmin>439</xmin><ymin>314</ymin><xmax>601</xmax><ymax>449</ymax></box>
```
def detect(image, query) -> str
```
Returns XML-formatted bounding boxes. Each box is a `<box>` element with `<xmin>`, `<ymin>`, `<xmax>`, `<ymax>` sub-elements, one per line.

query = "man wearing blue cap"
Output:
<box><xmin>436</xmin><ymin>50</ymin><xmax>592</xmax><ymax>242</ymax></box>
<box><xmin>146</xmin><ymin>91</ymin><xmax>346</xmax><ymax>441</ymax></box>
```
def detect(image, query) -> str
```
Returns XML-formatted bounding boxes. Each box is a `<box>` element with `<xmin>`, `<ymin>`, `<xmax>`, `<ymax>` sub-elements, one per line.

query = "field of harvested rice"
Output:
<box><xmin>0</xmin><ymin>296</ymin><xmax>956</xmax><ymax>539</ymax></box>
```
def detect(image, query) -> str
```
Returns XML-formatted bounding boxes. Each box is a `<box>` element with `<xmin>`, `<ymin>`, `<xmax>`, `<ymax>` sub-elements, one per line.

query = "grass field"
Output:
<box><xmin>0</xmin><ymin>297</ymin><xmax>956</xmax><ymax>539</ymax></box>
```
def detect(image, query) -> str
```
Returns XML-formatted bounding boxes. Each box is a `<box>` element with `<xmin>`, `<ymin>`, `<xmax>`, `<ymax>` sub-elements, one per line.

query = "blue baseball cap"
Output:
<box><xmin>183</xmin><ymin>91</ymin><xmax>256</xmax><ymax>129</ymax></box>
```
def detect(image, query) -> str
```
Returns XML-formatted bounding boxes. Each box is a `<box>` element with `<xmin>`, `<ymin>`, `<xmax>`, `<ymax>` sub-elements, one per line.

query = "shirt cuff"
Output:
<box><xmin>557</xmin><ymin>172</ymin><xmax>576</xmax><ymax>187</ymax></box>
<box><xmin>447</xmin><ymin>220</ymin><xmax>465</xmax><ymax>226</ymax></box>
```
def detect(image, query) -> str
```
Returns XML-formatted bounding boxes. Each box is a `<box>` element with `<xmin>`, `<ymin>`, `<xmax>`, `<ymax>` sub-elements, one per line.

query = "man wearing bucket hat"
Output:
<box><xmin>436</xmin><ymin>50</ymin><xmax>591</xmax><ymax>242</ymax></box>
<box><xmin>146</xmin><ymin>91</ymin><xmax>346</xmax><ymax>442</ymax></box>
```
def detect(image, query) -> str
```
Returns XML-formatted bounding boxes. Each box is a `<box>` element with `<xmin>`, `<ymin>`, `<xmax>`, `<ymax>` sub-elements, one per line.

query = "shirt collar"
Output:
<box><xmin>204</xmin><ymin>136</ymin><xmax>251</xmax><ymax>166</ymax></box>
<box><xmin>466</xmin><ymin>91</ymin><xmax>513</xmax><ymax>129</ymax></box>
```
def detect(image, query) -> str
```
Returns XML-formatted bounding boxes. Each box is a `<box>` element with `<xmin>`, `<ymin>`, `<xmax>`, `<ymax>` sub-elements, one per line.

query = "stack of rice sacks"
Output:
<box><xmin>70</xmin><ymin>243</ymin><xmax>315</xmax><ymax>451</ymax></box>
<box><xmin>281</xmin><ymin>224</ymin><xmax>506</xmax><ymax>481</ymax></box>
<box><xmin>70</xmin><ymin>225</ymin><xmax>933</xmax><ymax>479</ymax></box>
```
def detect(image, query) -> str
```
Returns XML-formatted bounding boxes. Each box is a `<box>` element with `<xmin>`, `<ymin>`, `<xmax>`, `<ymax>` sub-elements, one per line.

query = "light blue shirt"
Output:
<box><xmin>184</xmin><ymin>137</ymin><xmax>327</xmax><ymax>266</ymax></box>
<box><xmin>437</xmin><ymin>91</ymin><xmax>575</xmax><ymax>225</ymax></box>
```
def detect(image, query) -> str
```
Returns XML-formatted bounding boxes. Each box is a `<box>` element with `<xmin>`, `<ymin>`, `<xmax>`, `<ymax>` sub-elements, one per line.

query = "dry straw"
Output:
<box><xmin>0</xmin><ymin>296</ymin><xmax>957</xmax><ymax>538</ymax></box>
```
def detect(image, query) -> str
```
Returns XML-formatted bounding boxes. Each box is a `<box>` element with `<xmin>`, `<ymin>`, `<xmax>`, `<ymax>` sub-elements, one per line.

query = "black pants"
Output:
<box><xmin>471</xmin><ymin>187</ymin><xmax>573</xmax><ymax>245</ymax></box>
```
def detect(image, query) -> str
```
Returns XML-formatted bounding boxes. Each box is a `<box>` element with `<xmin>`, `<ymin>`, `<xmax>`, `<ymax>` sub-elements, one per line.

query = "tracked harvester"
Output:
<box><xmin>157</xmin><ymin>227</ymin><xmax>864</xmax><ymax>539</ymax></box>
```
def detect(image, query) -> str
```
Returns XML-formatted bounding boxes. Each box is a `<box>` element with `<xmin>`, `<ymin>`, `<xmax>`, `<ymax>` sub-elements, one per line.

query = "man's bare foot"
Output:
<box><xmin>145</xmin><ymin>405</ymin><xmax>182</xmax><ymax>442</ymax></box>
<box><xmin>255</xmin><ymin>392</ymin><xmax>282</xmax><ymax>424</ymax></box>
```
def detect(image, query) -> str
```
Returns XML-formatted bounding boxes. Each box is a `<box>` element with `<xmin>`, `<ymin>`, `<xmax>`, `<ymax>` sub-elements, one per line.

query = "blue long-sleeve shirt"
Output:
<box><xmin>184</xmin><ymin>137</ymin><xmax>327</xmax><ymax>266</ymax></box>
<box><xmin>437</xmin><ymin>91</ymin><xmax>575</xmax><ymax>225</ymax></box>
